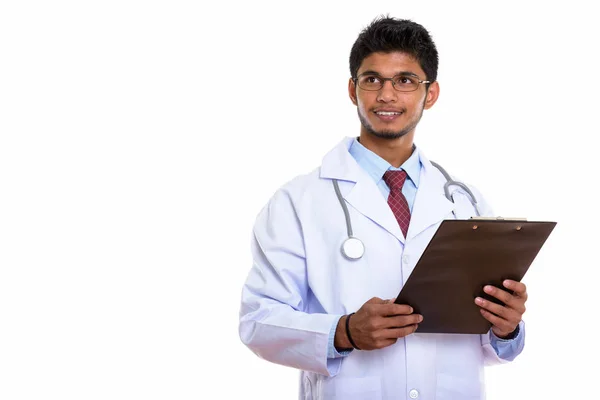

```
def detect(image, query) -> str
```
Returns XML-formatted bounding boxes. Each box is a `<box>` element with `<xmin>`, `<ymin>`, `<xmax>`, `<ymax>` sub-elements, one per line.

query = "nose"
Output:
<box><xmin>376</xmin><ymin>79</ymin><xmax>397</xmax><ymax>103</ymax></box>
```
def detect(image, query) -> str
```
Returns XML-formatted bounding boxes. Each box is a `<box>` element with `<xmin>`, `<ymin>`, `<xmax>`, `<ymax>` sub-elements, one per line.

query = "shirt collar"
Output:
<box><xmin>349</xmin><ymin>137</ymin><xmax>421</xmax><ymax>187</ymax></box>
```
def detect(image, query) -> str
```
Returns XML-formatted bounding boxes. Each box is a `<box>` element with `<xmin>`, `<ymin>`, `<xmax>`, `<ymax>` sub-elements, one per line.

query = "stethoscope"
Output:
<box><xmin>333</xmin><ymin>161</ymin><xmax>482</xmax><ymax>260</ymax></box>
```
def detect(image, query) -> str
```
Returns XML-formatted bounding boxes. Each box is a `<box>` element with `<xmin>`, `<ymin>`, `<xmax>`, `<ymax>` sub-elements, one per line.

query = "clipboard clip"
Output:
<box><xmin>469</xmin><ymin>216</ymin><xmax>527</xmax><ymax>231</ymax></box>
<box><xmin>469</xmin><ymin>216</ymin><xmax>528</xmax><ymax>221</ymax></box>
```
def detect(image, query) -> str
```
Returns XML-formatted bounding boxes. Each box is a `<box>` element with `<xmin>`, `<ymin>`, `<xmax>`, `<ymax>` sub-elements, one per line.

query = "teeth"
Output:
<box><xmin>376</xmin><ymin>111</ymin><xmax>400</xmax><ymax>116</ymax></box>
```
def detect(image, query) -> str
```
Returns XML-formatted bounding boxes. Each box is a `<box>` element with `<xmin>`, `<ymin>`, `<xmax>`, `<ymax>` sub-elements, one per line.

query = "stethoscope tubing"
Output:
<box><xmin>334</xmin><ymin>161</ymin><xmax>481</xmax><ymax>260</ymax></box>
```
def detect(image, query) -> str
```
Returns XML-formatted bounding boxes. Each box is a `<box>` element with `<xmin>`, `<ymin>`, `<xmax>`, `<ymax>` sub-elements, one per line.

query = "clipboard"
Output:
<box><xmin>394</xmin><ymin>218</ymin><xmax>557</xmax><ymax>334</ymax></box>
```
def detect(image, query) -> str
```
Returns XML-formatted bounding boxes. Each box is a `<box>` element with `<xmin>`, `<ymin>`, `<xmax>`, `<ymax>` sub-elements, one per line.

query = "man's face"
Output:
<box><xmin>348</xmin><ymin>51</ymin><xmax>439</xmax><ymax>140</ymax></box>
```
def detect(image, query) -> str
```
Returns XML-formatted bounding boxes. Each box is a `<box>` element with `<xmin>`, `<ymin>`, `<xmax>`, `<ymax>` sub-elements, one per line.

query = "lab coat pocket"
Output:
<box><xmin>320</xmin><ymin>376</ymin><xmax>382</xmax><ymax>399</ymax></box>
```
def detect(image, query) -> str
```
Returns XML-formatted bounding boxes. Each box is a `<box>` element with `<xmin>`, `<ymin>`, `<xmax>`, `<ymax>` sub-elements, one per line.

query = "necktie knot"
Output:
<box><xmin>383</xmin><ymin>170</ymin><xmax>408</xmax><ymax>191</ymax></box>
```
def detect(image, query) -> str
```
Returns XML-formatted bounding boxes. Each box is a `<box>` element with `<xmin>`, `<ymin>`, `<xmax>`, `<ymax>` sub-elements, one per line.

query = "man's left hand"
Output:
<box><xmin>474</xmin><ymin>280</ymin><xmax>527</xmax><ymax>338</ymax></box>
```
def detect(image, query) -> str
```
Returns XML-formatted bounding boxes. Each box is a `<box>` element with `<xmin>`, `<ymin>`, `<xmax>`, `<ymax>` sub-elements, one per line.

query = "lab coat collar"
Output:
<box><xmin>320</xmin><ymin>137</ymin><xmax>454</xmax><ymax>243</ymax></box>
<box><xmin>320</xmin><ymin>137</ymin><xmax>361</xmax><ymax>183</ymax></box>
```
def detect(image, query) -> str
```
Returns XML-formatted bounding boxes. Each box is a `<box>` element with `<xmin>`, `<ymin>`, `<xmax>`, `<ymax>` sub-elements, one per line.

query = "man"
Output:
<box><xmin>239</xmin><ymin>17</ymin><xmax>526</xmax><ymax>400</ymax></box>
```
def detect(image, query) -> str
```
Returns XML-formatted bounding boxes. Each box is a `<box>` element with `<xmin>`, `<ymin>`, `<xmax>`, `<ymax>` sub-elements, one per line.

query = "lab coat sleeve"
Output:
<box><xmin>468</xmin><ymin>184</ymin><xmax>527</xmax><ymax>365</ymax></box>
<box><xmin>239</xmin><ymin>187</ymin><xmax>344</xmax><ymax>377</ymax></box>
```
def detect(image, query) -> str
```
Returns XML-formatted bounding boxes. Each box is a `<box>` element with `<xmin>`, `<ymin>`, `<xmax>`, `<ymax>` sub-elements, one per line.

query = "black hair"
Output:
<box><xmin>349</xmin><ymin>16</ymin><xmax>439</xmax><ymax>82</ymax></box>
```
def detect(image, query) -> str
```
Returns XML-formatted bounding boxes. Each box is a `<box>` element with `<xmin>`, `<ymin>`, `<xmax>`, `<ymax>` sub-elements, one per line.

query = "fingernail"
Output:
<box><xmin>475</xmin><ymin>297</ymin><xmax>484</xmax><ymax>305</ymax></box>
<box><xmin>503</xmin><ymin>280</ymin><xmax>511</xmax><ymax>287</ymax></box>
<box><xmin>419</xmin><ymin>315</ymin><xmax>423</xmax><ymax>322</ymax></box>
<box><xmin>484</xmin><ymin>286</ymin><xmax>493</xmax><ymax>293</ymax></box>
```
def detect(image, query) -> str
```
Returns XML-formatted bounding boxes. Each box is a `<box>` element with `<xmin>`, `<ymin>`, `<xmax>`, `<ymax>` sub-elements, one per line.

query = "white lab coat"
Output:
<box><xmin>240</xmin><ymin>137</ymin><xmax>522</xmax><ymax>400</ymax></box>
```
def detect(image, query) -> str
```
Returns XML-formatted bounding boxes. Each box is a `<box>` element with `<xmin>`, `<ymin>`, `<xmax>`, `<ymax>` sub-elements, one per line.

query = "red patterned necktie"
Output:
<box><xmin>383</xmin><ymin>170</ymin><xmax>411</xmax><ymax>238</ymax></box>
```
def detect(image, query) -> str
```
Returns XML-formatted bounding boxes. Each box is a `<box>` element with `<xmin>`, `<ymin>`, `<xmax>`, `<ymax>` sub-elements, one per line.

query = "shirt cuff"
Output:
<box><xmin>489</xmin><ymin>320</ymin><xmax>525</xmax><ymax>361</ymax></box>
<box><xmin>490</xmin><ymin>323</ymin><xmax>520</xmax><ymax>341</ymax></box>
<box><xmin>327</xmin><ymin>315</ymin><xmax>353</xmax><ymax>359</ymax></box>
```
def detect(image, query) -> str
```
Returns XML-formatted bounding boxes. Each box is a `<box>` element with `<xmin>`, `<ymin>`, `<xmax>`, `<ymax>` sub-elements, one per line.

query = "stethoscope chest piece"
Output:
<box><xmin>342</xmin><ymin>236</ymin><xmax>365</xmax><ymax>260</ymax></box>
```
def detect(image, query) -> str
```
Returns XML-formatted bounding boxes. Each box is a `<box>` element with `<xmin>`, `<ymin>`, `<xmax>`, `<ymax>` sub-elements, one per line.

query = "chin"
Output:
<box><xmin>372</xmin><ymin>131</ymin><xmax>408</xmax><ymax>140</ymax></box>
<box><xmin>358</xmin><ymin>109</ymin><xmax>413</xmax><ymax>140</ymax></box>
<box><xmin>366</xmin><ymin>124</ymin><xmax>409</xmax><ymax>140</ymax></box>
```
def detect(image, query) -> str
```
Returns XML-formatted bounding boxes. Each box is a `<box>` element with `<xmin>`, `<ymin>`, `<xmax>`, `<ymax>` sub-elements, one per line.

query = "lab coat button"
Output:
<box><xmin>409</xmin><ymin>389</ymin><xmax>419</xmax><ymax>398</ymax></box>
<box><xmin>402</xmin><ymin>255</ymin><xmax>410</xmax><ymax>264</ymax></box>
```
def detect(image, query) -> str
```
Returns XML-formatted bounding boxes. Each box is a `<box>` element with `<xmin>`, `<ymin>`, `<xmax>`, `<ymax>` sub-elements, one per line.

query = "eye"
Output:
<box><xmin>394</xmin><ymin>75</ymin><xmax>418</xmax><ymax>86</ymax></box>
<box><xmin>361</xmin><ymin>75</ymin><xmax>381</xmax><ymax>84</ymax></box>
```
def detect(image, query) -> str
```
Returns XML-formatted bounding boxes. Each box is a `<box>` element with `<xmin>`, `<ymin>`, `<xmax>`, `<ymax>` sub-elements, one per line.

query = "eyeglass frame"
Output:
<box><xmin>352</xmin><ymin>72</ymin><xmax>431</xmax><ymax>92</ymax></box>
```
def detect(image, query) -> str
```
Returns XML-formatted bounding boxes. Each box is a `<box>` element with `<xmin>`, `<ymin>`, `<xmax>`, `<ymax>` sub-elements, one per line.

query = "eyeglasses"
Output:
<box><xmin>353</xmin><ymin>73</ymin><xmax>430</xmax><ymax>92</ymax></box>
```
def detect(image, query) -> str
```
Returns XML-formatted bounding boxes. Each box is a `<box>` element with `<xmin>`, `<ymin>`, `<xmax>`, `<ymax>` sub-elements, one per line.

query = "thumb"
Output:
<box><xmin>384</xmin><ymin>297</ymin><xmax>397</xmax><ymax>304</ymax></box>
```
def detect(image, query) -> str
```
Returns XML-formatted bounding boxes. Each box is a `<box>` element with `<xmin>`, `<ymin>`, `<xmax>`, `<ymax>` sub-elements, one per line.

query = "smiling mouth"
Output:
<box><xmin>373</xmin><ymin>110</ymin><xmax>403</xmax><ymax>121</ymax></box>
<box><xmin>375</xmin><ymin>111</ymin><xmax>402</xmax><ymax>116</ymax></box>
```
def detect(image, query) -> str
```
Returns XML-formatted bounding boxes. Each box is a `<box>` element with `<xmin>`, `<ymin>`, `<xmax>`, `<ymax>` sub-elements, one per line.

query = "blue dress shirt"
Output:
<box><xmin>327</xmin><ymin>138</ymin><xmax>523</xmax><ymax>360</ymax></box>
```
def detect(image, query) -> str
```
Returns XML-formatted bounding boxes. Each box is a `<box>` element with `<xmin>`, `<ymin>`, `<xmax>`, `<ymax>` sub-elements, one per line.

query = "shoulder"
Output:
<box><xmin>448</xmin><ymin>176</ymin><xmax>494</xmax><ymax>217</ymax></box>
<box><xmin>254</xmin><ymin>167</ymin><xmax>323</xmax><ymax>221</ymax></box>
<box><xmin>424</xmin><ymin>157</ymin><xmax>494</xmax><ymax>217</ymax></box>
<box><xmin>271</xmin><ymin>167</ymin><xmax>322</xmax><ymax>203</ymax></box>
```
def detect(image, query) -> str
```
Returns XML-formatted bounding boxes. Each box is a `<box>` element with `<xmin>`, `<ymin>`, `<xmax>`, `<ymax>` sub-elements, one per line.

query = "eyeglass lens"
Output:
<box><xmin>357</xmin><ymin>74</ymin><xmax>420</xmax><ymax>92</ymax></box>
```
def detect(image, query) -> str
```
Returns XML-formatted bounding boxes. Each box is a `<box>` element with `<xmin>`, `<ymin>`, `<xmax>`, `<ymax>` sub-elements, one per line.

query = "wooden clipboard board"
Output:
<box><xmin>394</xmin><ymin>218</ymin><xmax>557</xmax><ymax>334</ymax></box>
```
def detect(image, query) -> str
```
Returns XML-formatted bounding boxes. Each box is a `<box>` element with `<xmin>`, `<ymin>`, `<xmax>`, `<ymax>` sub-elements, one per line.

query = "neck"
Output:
<box><xmin>358</xmin><ymin>131</ymin><xmax>415</xmax><ymax>168</ymax></box>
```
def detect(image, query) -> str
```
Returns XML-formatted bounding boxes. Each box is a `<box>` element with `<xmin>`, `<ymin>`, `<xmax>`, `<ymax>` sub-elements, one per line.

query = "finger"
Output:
<box><xmin>503</xmin><ymin>280</ymin><xmax>528</xmax><ymax>299</ymax></box>
<box><xmin>378</xmin><ymin>303</ymin><xmax>414</xmax><ymax>316</ymax></box>
<box><xmin>382</xmin><ymin>324</ymin><xmax>419</xmax><ymax>339</ymax></box>
<box><xmin>383</xmin><ymin>314</ymin><xmax>423</xmax><ymax>328</ymax></box>
<box><xmin>475</xmin><ymin>297</ymin><xmax>522</xmax><ymax>321</ymax></box>
<box><xmin>483</xmin><ymin>285</ymin><xmax>523</xmax><ymax>309</ymax></box>
<box><xmin>479</xmin><ymin>309</ymin><xmax>514</xmax><ymax>332</ymax></box>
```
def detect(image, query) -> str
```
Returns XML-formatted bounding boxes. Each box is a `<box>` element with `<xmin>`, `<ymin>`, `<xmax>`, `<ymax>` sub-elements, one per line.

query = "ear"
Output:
<box><xmin>423</xmin><ymin>81</ymin><xmax>440</xmax><ymax>110</ymax></box>
<box><xmin>348</xmin><ymin>78</ymin><xmax>358</xmax><ymax>106</ymax></box>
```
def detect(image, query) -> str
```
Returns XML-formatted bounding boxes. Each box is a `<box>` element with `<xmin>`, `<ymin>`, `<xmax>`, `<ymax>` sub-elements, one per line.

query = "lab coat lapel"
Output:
<box><xmin>406</xmin><ymin>152</ymin><xmax>455</xmax><ymax>241</ymax></box>
<box><xmin>345</xmin><ymin>176</ymin><xmax>405</xmax><ymax>242</ymax></box>
<box><xmin>321</xmin><ymin>137</ymin><xmax>404</xmax><ymax>242</ymax></box>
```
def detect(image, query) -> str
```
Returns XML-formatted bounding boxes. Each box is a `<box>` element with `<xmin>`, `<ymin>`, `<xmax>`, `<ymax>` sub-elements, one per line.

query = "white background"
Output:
<box><xmin>1</xmin><ymin>1</ymin><xmax>598</xmax><ymax>399</ymax></box>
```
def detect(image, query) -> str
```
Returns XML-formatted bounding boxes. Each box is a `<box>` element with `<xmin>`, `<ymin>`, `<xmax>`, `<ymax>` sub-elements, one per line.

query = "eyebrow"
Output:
<box><xmin>360</xmin><ymin>70</ymin><xmax>419</xmax><ymax>78</ymax></box>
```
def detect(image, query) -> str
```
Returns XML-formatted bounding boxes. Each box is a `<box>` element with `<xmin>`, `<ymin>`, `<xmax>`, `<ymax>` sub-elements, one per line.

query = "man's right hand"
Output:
<box><xmin>334</xmin><ymin>297</ymin><xmax>422</xmax><ymax>351</ymax></box>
